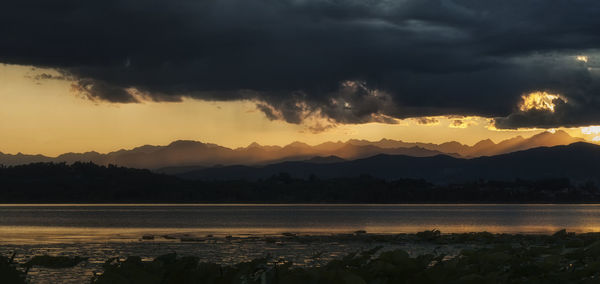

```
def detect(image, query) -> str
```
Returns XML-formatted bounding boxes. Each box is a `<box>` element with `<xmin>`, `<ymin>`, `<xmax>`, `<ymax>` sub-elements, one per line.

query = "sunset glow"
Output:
<box><xmin>4</xmin><ymin>64</ymin><xmax>583</xmax><ymax>156</ymax></box>
<box><xmin>577</xmin><ymin>55</ymin><xmax>589</xmax><ymax>63</ymax></box>
<box><xmin>4</xmin><ymin>2</ymin><xmax>600</xmax><ymax>283</ymax></box>
<box><xmin>519</xmin><ymin>91</ymin><xmax>566</xmax><ymax>112</ymax></box>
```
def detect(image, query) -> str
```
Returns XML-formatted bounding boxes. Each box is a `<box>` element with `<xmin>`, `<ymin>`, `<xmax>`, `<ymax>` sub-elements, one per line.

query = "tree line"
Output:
<box><xmin>0</xmin><ymin>162</ymin><xmax>598</xmax><ymax>203</ymax></box>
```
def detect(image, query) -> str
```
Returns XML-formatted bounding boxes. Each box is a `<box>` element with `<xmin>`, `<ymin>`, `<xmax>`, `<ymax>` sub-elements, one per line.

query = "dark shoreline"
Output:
<box><xmin>4</xmin><ymin>230</ymin><xmax>600</xmax><ymax>283</ymax></box>
<box><xmin>5</xmin><ymin>202</ymin><xmax>600</xmax><ymax>204</ymax></box>
<box><xmin>3</xmin><ymin>162</ymin><xmax>600</xmax><ymax>204</ymax></box>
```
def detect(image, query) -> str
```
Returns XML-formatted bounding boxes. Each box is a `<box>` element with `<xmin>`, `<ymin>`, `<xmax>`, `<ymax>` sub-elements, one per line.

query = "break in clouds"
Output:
<box><xmin>2</xmin><ymin>0</ymin><xmax>600</xmax><ymax>129</ymax></box>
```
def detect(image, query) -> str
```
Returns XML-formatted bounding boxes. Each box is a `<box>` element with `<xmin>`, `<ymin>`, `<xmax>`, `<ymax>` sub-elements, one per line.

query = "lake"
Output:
<box><xmin>2</xmin><ymin>204</ymin><xmax>600</xmax><ymax>283</ymax></box>
<box><xmin>2</xmin><ymin>204</ymin><xmax>600</xmax><ymax>244</ymax></box>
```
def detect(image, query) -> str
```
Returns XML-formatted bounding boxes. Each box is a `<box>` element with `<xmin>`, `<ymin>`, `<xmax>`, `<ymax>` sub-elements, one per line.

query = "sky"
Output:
<box><xmin>1</xmin><ymin>0</ymin><xmax>600</xmax><ymax>156</ymax></box>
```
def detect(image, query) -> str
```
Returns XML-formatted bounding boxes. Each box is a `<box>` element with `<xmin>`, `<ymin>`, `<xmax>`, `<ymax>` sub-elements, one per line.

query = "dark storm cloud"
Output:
<box><xmin>255</xmin><ymin>103</ymin><xmax>280</xmax><ymax>121</ymax></box>
<box><xmin>72</xmin><ymin>78</ymin><xmax>139</xmax><ymax>103</ymax></box>
<box><xmin>2</xmin><ymin>0</ymin><xmax>600</xmax><ymax>128</ymax></box>
<box><xmin>495</xmin><ymin>96</ymin><xmax>600</xmax><ymax>129</ymax></box>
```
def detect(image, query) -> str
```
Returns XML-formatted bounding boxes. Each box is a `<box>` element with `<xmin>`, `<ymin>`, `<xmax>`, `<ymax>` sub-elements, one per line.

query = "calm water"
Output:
<box><xmin>3</xmin><ymin>204</ymin><xmax>600</xmax><ymax>283</ymax></box>
<box><xmin>2</xmin><ymin>204</ymin><xmax>600</xmax><ymax>243</ymax></box>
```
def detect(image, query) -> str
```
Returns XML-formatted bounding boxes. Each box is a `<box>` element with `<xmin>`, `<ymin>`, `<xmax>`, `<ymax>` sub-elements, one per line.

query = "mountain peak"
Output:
<box><xmin>439</xmin><ymin>141</ymin><xmax>464</xmax><ymax>147</ymax></box>
<box><xmin>554</xmin><ymin>129</ymin><xmax>569</xmax><ymax>135</ymax></box>
<box><xmin>286</xmin><ymin>141</ymin><xmax>311</xmax><ymax>148</ymax></box>
<box><xmin>529</xmin><ymin>130</ymin><xmax>580</xmax><ymax>144</ymax></box>
<box><xmin>473</xmin><ymin>138</ymin><xmax>495</xmax><ymax>147</ymax></box>
<box><xmin>247</xmin><ymin>142</ymin><xmax>261</xmax><ymax>148</ymax></box>
<box><xmin>167</xmin><ymin>140</ymin><xmax>206</xmax><ymax>148</ymax></box>
<box><xmin>535</xmin><ymin>129</ymin><xmax>567</xmax><ymax>137</ymax></box>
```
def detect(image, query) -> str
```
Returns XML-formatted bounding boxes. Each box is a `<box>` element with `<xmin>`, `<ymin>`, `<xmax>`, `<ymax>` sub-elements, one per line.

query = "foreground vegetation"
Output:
<box><xmin>91</xmin><ymin>230</ymin><xmax>600</xmax><ymax>283</ymax></box>
<box><xmin>6</xmin><ymin>230</ymin><xmax>600</xmax><ymax>283</ymax></box>
<box><xmin>1</xmin><ymin>162</ymin><xmax>599</xmax><ymax>203</ymax></box>
<box><xmin>0</xmin><ymin>254</ymin><xmax>25</xmax><ymax>284</ymax></box>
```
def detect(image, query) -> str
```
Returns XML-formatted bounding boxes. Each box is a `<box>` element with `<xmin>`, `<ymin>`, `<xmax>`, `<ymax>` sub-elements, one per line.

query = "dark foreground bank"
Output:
<box><xmin>1</xmin><ymin>162</ymin><xmax>600</xmax><ymax>203</ymax></box>
<box><xmin>4</xmin><ymin>230</ymin><xmax>600</xmax><ymax>283</ymax></box>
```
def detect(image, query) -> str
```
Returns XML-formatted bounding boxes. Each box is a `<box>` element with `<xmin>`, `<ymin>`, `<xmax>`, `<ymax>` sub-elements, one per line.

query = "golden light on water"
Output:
<box><xmin>519</xmin><ymin>91</ymin><xmax>565</xmax><ymax>112</ymax></box>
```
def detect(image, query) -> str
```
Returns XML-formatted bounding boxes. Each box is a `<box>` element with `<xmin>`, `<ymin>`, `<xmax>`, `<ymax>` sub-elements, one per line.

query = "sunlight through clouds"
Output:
<box><xmin>519</xmin><ymin>92</ymin><xmax>566</xmax><ymax>112</ymax></box>
<box><xmin>581</xmin><ymin>126</ymin><xmax>600</xmax><ymax>135</ymax></box>
<box><xmin>580</xmin><ymin>126</ymin><xmax>600</xmax><ymax>143</ymax></box>
<box><xmin>576</xmin><ymin>55</ymin><xmax>589</xmax><ymax>63</ymax></box>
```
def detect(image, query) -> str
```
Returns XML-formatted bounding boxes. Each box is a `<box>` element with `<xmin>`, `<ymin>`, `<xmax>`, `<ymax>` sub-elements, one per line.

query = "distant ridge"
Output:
<box><xmin>305</xmin><ymin>155</ymin><xmax>346</xmax><ymax>164</ymax></box>
<box><xmin>178</xmin><ymin>142</ymin><xmax>600</xmax><ymax>184</ymax></box>
<box><xmin>0</xmin><ymin>130</ymin><xmax>586</xmax><ymax>169</ymax></box>
<box><xmin>346</xmin><ymin>130</ymin><xmax>583</xmax><ymax>157</ymax></box>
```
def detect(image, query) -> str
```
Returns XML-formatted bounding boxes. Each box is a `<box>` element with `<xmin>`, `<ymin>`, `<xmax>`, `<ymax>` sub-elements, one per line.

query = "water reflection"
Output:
<box><xmin>2</xmin><ymin>204</ymin><xmax>600</xmax><ymax>244</ymax></box>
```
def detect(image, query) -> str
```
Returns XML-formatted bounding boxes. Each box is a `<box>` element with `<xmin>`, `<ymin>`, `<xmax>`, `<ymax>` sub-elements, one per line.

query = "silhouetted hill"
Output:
<box><xmin>305</xmin><ymin>156</ymin><xmax>346</xmax><ymax>164</ymax></box>
<box><xmin>346</xmin><ymin>130</ymin><xmax>583</xmax><ymax>157</ymax></box>
<box><xmin>1</xmin><ymin>161</ymin><xmax>599</xmax><ymax>203</ymax></box>
<box><xmin>0</xmin><ymin>131</ymin><xmax>587</xmax><ymax>169</ymax></box>
<box><xmin>0</xmin><ymin>152</ymin><xmax>52</xmax><ymax>165</ymax></box>
<box><xmin>0</xmin><ymin>141</ymin><xmax>448</xmax><ymax>168</ymax></box>
<box><xmin>154</xmin><ymin>165</ymin><xmax>207</xmax><ymax>175</ymax></box>
<box><xmin>179</xmin><ymin>143</ymin><xmax>600</xmax><ymax>183</ymax></box>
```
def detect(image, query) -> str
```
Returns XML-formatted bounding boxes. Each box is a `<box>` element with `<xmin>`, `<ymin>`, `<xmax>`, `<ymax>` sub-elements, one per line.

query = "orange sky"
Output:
<box><xmin>0</xmin><ymin>63</ymin><xmax>598</xmax><ymax>156</ymax></box>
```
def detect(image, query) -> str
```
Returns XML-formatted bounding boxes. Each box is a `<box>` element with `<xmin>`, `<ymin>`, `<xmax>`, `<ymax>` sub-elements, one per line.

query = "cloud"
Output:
<box><xmin>494</xmin><ymin>89</ymin><xmax>600</xmax><ymax>129</ymax></box>
<box><xmin>3</xmin><ymin>0</ymin><xmax>600</xmax><ymax>128</ymax></box>
<box><xmin>70</xmin><ymin>79</ymin><xmax>138</xmax><ymax>103</ymax></box>
<box><xmin>415</xmin><ymin>117</ymin><xmax>440</xmax><ymax>126</ymax></box>
<box><xmin>256</xmin><ymin>103</ymin><xmax>281</xmax><ymax>121</ymax></box>
<box><xmin>33</xmin><ymin>73</ymin><xmax>66</xmax><ymax>81</ymax></box>
<box><xmin>582</xmin><ymin>126</ymin><xmax>600</xmax><ymax>135</ymax></box>
<box><xmin>306</xmin><ymin>121</ymin><xmax>337</xmax><ymax>134</ymax></box>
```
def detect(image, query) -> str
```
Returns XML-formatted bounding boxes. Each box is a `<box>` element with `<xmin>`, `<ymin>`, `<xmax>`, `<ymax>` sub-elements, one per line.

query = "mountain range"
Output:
<box><xmin>178</xmin><ymin>142</ymin><xmax>600</xmax><ymax>184</ymax></box>
<box><xmin>0</xmin><ymin>130</ymin><xmax>586</xmax><ymax>170</ymax></box>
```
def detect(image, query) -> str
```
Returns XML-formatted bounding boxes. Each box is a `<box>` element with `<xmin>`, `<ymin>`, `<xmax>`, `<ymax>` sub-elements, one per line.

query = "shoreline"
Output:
<box><xmin>3</xmin><ymin>230</ymin><xmax>600</xmax><ymax>283</ymax></box>
<box><xmin>5</xmin><ymin>202</ymin><xmax>600</xmax><ymax>205</ymax></box>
